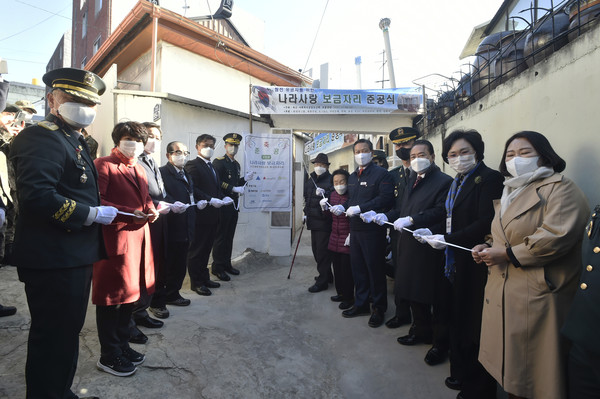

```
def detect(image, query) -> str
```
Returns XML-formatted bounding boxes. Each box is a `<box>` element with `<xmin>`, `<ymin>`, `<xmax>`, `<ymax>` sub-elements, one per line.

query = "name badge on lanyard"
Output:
<box><xmin>446</xmin><ymin>217</ymin><xmax>452</xmax><ymax>234</ymax></box>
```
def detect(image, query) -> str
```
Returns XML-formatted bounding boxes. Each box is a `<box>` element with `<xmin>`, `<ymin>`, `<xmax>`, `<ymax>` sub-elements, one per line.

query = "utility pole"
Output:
<box><xmin>379</xmin><ymin>18</ymin><xmax>396</xmax><ymax>88</ymax></box>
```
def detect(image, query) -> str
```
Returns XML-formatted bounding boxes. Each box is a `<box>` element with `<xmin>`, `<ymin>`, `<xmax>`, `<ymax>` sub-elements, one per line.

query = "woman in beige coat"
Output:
<box><xmin>472</xmin><ymin>131</ymin><xmax>589</xmax><ymax>399</ymax></box>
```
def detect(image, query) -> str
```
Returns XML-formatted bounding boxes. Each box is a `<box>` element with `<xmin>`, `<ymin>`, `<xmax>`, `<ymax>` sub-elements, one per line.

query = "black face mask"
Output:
<box><xmin>396</xmin><ymin>147</ymin><xmax>411</xmax><ymax>161</ymax></box>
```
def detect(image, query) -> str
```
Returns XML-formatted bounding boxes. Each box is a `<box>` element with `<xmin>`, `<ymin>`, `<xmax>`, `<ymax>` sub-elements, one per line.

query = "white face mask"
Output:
<box><xmin>172</xmin><ymin>154</ymin><xmax>186</xmax><ymax>168</ymax></box>
<box><xmin>449</xmin><ymin>154</ymin><xmax>477</xmax><ymax>174</ymax></box>
<box><xmin>58</xmin><ymin>102</ymin><xmax>96</xmax><ymax>129</ymax></box>
<box><xmin>334</xmin><ymin>184</ymin><xmax>347</xmax><ymax>195</ymax></box>
<box><xmin>226</xmin><ymin>145</ymin><xmax>238</xmax><ymax>156</ymax></box>
<box><xmin>411</xmin><ymin>157</ymin><xmax>431</xmax><ymax>174</ymax></box>
<box><xmin>355</xmin><ymin>152</ymin><xmax>372</xmax><ymax>167</ymax></box>
<box><xmin>314</xmin><ymin>166</ymin><xmax>326</xmax><ymax>176</ymax></box>
<box><xmin>505</xmin><ymin>156</ymin><xmax>539</xmax><ymax>177</ymax></box>
<box><xmin>144</xmin><ymin>138</ymin><xmax>160</xmax><ymax>154</ymax></box>
<box><xmin>200</xmin><ymin>146</ymin><xmax>214</xmax><ymax>159</ymax></box>
<box><xmin>119</xmin><ymin>140</ymin><xmax>145</xmax><ymax>158</ymax></box>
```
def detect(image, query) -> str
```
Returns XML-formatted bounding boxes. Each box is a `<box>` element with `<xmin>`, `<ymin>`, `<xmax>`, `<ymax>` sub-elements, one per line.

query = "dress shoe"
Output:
<box><xmin>128</xmin><ymin>327</ymin><xmax>148</xmax><ymax>345</ymax></box>
<box><xmin>149</xmin><ymin>306</ymin><xmax>170</xmax><ymax>319</ymax></box>
<box><xmin>445</xmin><ymin>376</ymin><xmax>462</xmax><ymax>391</ymax></box>
<box><xmin>342</xmin><ymin>305</ymin><xmax>371</xmax><ymax>318</ymax></box>
<box><xmin>368</xmin><ymin>309</ymin><xmax>384</xmax><ymax>328</ymax></box>
<box><xmin>397</xmin><ymin>333</ymin><xmax>433</xmax><ymax>346</ymax></box>
<box><xmin>225</xmin><ymin>267</ymin><xmax>240</xmax><ymax>275</ymax></box>
<box><xmin>385</xmin><ymin>315</ymin><xmax>412</xmax><ymax>329</ymax></box>
<box><xmin>308</xmin><ymin>283</ymin><xmax>327</xmax><ymax>293</ymax></box>
<box><xmin>212</xmin><ymin>271</ymin><xmax>231</xmax><ymax>281</ymax></box>
<box><xmin>456</xmin><ymin>392</ymin><xmax>466</xmax><ymax>399</ymax></box>
<box><xmin>0</xmin><ymin>304</ymin><xmax>17</xmax><ymax>317</ymax></box>
<box><xmin>135</xmin><ymin>315</ymin><xmax>163</xmax><ymax>328</ymax></box>
<box><xmin>191</xmin><ymin>286</ymin><xmax>212</xmax><ymax>296</ymax></box>
<box><xmin>166</xmin><ymin>297</ymin><xmax>191</xmax><ymax>306</ymax></box>
<box><xmin>339</xmin><ymin>301</ymin><xmax>354</xmax><ymax>310</ymax></box>
<box><xmin>424</xmin><ymin>346</ymin><xmax>448</xmax><ymax>366</ymax></box>
<box><xmin>205</xmin><ymin>280</ymin><xmax>221</xmax><ymax>288</ymax></box>
<box><xmin>330</xmin><ymin>294</ymin><xmax>344</xmax><ymax>302</ymax></box>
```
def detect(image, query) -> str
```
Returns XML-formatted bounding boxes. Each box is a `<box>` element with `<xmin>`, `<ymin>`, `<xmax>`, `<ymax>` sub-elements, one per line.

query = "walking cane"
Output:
<box><xmin>287</xmin><ymin>219</ymin><xmax>305</xmax><ymax>279</ymax></box>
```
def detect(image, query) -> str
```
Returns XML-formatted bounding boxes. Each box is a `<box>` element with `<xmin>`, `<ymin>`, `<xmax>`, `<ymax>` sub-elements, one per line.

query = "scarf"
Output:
<box><xmin>111</xmin><ymin>146</ymin><xmax>137</xmax><ymax>166</ymax></box>
<box><xmin>500</xmin><ymin>166</ymin><xmax>555</xmax><ymax>216</ymax></box>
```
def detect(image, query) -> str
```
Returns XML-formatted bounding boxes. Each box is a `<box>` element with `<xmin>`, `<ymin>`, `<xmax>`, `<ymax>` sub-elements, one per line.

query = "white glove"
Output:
<box><xmin>393</xmin><ymin>216</ymin><xmax>413</xmax><ymax>232</ymax></box>
<box><xmin>93</xmin><ymin>206</ymin><xmax>118</xmax><ymax>225</ymax></box>
<box><xmin>360</xmin><ymin>210</ymin><xmax>377</xmax><ymax>223</ymax></box>
<box><xmin>316</xmin><ymin>187</ymin><xmax>325</xmax><ymax>197</ymax></box>
<box><xmin>319</xmin><ymin>197</ymin><xmax>329</xmax><ymax>211</ymax></box>
<box><xmin>171</xmin><ymin>201</ymin><xmax>187</xmax><ymax>214</ymax></box>
<box><xmin>346</xmin><ymin>205</ymin><xmax>361</xmax><ymax>217</ymax></box>
<box><xmin>157</xmin><ymin>201</ymin><xmax>172</xmax><ymax>215</ymax></box>
<box><xmin>424</xmin><ymin>234</ymin><xmax>448</xmax><ymax>250</ymax></box>
<box><xmin>209</xmin><ymin>198</ymin><xmax>224</xmax><ymax>208</ymax></box>
<box><xmin>232</xmin><ymin>186</ymin><xmax>245</xmax><ymax>194</ymax></box>
<box><xmin>344</xmin><ymin>234</ymin><xmax>351</xmax><ymax>247</ymax></box>
<box><xmin>244</xmin><ymin>171</ymin><xmax>255</xmax><ymax>181</ymax></box>
<box><xmin>330</xmin><ymin>205</ymin><xmax>345</xmax><ymax>216</ymax></box>
<box><xmin>196</xmin><ymin>200</ymin><xmax>208</xmax><ymax>210</ymax></box>
<box><xmin>222</xmin><ymin>196</ymin><xmax>234</xmax><ymax>205</ymax></box>
<box><xmin>0</xmin><ymin>208</ymin><xmax>5</xmax><ymax>227</ymax></box>
<box><xmin>412</xmin><ymin>228</ymin><xmax>433</xmax><ymax>244</ymax></box>
<box><xmin>373</xmin><ymin>213</ymin><xmax>388</xmax><ymax>226</ymax></box>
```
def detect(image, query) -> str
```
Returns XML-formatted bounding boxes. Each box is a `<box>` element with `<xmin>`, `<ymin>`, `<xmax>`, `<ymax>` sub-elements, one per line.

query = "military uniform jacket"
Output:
<box><xmin>385</xmin><ymin>164</ymin><xmax>411</xmax><ymax>221</ymax></box>
<box><xmin>212</xmin><ymin>155</ymin><xmax>244</xmax><ymax>207</ymax></box>
<box><xmin>10</xmin><ymin>114</ymin><xmax>105</xmax><ymax>268</ymax></box>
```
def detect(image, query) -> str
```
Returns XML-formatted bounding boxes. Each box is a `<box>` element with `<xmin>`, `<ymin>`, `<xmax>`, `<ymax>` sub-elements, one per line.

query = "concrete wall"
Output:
<box><xmin>428</xmin><ymin>23</ymin><xmax>600</xmax><ymax>206</ymax></box>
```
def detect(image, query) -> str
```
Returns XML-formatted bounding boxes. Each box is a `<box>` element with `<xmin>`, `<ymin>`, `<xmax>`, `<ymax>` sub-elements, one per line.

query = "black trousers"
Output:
<box><xmin>187</xmin><ymin>222</ymin><xmax>216</xmax><ymax>287</ymax></box>
<box><xmin>331</xmin><ymin>251</ymin><xmax>354</xmax><ymax>300</ymax></box>
<box><xmin>569</xmin><ymin>342</ymin><xmax>600</xmax><ymax>399</ymax></box>
<box><xmin>96</xmin><ymin>303</ymin><xmax>135</xmax><ymax>359</ymax></box>
<box><xmin>164</xmin><ymin>240</ymin><xmax>189</xmax><ymax>301</ymax></box>
<box><xmin>18</xmin><ymin>265</ymin><xmax>93</xmax><ymax>399</ymax></box>
<box><xmin>410</xmin><ymin>275</ymin><xmax>451</xmax><ymax>350</ymax></box>
<box><xmin>149</xmin><ymin>217</ymin><xmax>167</xmax><ymax>308</ymax></box>
<box><xmin>310</xmin><ymin>229</ymin><xmax>333</xmax><ymax>287</ymax></box>
<box><xmin>211</xmin><ymin>206</ymin><xmax>239</xmax><ymax>274</ymax></box>
<box><xmin>391</xmin><ymin>231</ymin><xmax>411</xmax><ymax>319</ymax></box>
<box><xmin>350</xmin><ymin>229</ymin><xmax>387</xmax><ymax>312</ymax></box>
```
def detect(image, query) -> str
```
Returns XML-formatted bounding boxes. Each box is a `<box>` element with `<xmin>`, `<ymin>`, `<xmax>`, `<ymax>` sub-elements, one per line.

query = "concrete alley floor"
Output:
<box><xmin>0</xmin><ymin>231</ymin><xmax>459</xmax><ymax>399</ymax></box>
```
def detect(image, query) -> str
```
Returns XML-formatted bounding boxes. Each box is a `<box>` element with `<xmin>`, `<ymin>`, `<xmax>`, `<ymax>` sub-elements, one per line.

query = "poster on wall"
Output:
<box><xmin>304</xmin><ymin>133</ymin><xmax>358</xmax><ymax>158</ymax></box>
<box><xmin>243</xmin><ymin>133</ymin><xmax>292</xmax><ymax>212</ymax></box>
<box><xmin>251</xmin><ymin>85</ymin><xmax>423</xmax><ymax>114</ymax></box>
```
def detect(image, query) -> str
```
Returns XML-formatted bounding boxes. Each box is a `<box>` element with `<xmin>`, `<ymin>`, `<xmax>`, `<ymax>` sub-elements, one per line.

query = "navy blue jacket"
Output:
<box><xmin>160</xmin><ymin>162</ymin><xmax>195</xmax><ymax>243</ymax></box>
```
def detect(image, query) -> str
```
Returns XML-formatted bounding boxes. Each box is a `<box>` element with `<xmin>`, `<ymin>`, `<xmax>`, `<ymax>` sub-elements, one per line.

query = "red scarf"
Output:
<box><xmin>111</xmin><ymin>146</ymin><xmax>137</xmax><ymax>166</ymax></box>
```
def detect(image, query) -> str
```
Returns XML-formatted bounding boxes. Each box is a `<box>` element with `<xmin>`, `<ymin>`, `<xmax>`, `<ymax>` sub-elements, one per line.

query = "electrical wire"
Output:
<box><xmin>302</xmin><ymin>0</ymin><xmax>329</xmax><ymax>74</ymax></box>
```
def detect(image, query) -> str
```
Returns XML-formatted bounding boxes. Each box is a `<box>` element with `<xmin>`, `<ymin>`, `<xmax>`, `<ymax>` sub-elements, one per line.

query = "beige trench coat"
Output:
<box><xmin>479</xmin><ymin>174</ymin><xmax>589</xmax><ymax>399</ymax></box>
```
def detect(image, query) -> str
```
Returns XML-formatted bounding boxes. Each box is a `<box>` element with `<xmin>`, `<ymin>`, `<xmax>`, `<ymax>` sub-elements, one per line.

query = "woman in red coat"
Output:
<box><xmin>93</xmin><ymin>121</ymin><xmax>159</xmax><ymax>377</ymax></box>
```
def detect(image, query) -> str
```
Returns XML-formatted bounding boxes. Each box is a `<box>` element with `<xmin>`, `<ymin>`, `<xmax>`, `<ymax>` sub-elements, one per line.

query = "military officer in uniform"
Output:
<box><xmin>211</xmin><ymin>133</ymin><xmax>254</xmax><ymax>281</ymax></box>
<box><xmin>10</xmin><ymin>68</ymin><xmax>117</xmax><ymax>398</ymax></box>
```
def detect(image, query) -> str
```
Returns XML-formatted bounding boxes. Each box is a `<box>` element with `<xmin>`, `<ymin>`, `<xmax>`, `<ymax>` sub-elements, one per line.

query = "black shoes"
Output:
<box><xmin>225</xmin><ymin>267</ymin><xmax>240</xmax><ymax>275</ymax></box>
<box><xmin>0</xmin><ymin>304</ymin><xmax>16</xmax><ymax>317</ymax></box>
<box><xmin>191</xmin><ymin>286</ymin><xmax>212</xmax><ymax>296</ymax></box>
<box><xmin>129</xmin><ymin>326</ymin><xmax>148</xmax><ymax>345</ymax></box>
<box><xmin>342</xmin><ymin>305</ymin><xmax>371</xmax><ymax>318</ymax></box>
<box><xmin>330</xmin><ymin>294</ymin><xmax>344</xmax><ymax>302</ymax></box>
<box><xmin>149</xmin><ymin>306</ymin><xmax>170</xmax><ymax>319</ymax></box>
<box><xmin>205</xmin><ymin>280</ymin><xmax>221</xmax><ymax>288</ymax></box>
<box><xmin>308</xmin><ymin>283</ymin><xmax>327</xmax><ymax>293</ymax></box>
<box><xmin>445</xmin><ymin>377</ymin><xmax>462</xmax><ymax>391</ymax></box>
<box><xmin>212</xmin><ymin>271</ymin><xmax>231</xmax><ymax>281</ymax></box>
<box><xmin>135</xmin><ymin>315</ymin><xmax>164</xmax><ymax>328</ymax></box>
<box><xmin>385</xmin><ymin>315</ymin><xmax>412</xmax><ymax>329</ymax></box>
<box><xmin>338</xmin><ymin>301</ymin><xmax>354</xmax><ymax>310</ymax></box>
<box><xmin>97</xmin><ymin>355</ymin><xmax>136</xmax><ymax>377</ymax></box>
<box><xmin>397</xmin><ymin>333</ymin><xmax>433</xmax><ymax>346</ymax></box>
<box><xmin>368</xmin><ymin>309</ymin><xmax>384</xmax><ymax>328</ymax></box>
<box><xmin>122</xmin><ymin>347</ymin><xmax>145</xmax><ymax>366</ymax></box>
<box><xmin>166</xmin><ymin>297</ymin><xmax>191</xmax><ymax>306</ymax></box>
<box><xmin>424</xmin><ymin>346</ymin><xmax>448</xmax><ymax>366</ymax></box>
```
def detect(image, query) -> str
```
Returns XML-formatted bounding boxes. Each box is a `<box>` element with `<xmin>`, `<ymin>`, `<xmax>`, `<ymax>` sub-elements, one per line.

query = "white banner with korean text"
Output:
<box><xmin>243</xmin><ymin>133</ymin><xmax>292</xmax><ymax>211</ymax></box>
<box><xmin>251</xmin><ymin>86</ymin><xmax>423</xmax><ymax>114</ymax></box>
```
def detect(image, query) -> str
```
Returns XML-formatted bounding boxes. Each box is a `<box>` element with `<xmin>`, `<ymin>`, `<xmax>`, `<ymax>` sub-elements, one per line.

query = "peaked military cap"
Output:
<box><xmin>43</xmin><ymin>67</ymin><xmax>106</xmax><ymax>105</ymax></box>
<box><xmin>311</xmin><ymin>153</ymin><xmax>330</xmax><ymax>165</ymax></box>
<box><xmin>373</xmin><ymin>150</ymin><xmax>387</xmax><ymax>161</ymax></box>
<box><xmin>223</xmin><ymin>132</ymin><xmax>242</xmax><ymax>145</ymax></box>
<box><xmin>389</xmin><ymin>126</ymin><xmax>420</xmax><ymax>144</ymax></box>
<box><xmin>15</xmin><ymin>99</ymin><xmax>37</xmax><ymax>114</ymax></box>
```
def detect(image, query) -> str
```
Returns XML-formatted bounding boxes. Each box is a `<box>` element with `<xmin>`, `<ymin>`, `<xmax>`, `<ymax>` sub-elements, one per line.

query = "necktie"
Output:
<box><xmin>358</xmin><ymin>167</ymin><xmax>364</xmax><ymax>177</ymax></box>
<box><xmin>207</xmin><ymin>161</ymin><xmax>217</xmax><ymax>183</ymax></box>
<box><xmin>78</xmin><ymin>135</ymin><xmax>90</xmax><ymax>154</ymax></box>
<box><xmin>412</xmin><ymin>175</ymin><xmax>422</xmax><ymax>189</ymax></box>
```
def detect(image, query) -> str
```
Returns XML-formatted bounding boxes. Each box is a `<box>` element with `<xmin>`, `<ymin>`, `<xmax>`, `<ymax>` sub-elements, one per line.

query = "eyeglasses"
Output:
<box><xmin>169</xmin><ymin>150</ymin><xmax>190</xmax><ymax>156</ymax></box>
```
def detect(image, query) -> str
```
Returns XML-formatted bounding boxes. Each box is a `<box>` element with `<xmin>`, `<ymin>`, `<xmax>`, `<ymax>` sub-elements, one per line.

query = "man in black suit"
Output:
<box><xmin>185</xmin><ymin>134</ymin><xmax>232</xmax><ymax>296</ymax></box>
<box><xmin>392</xmin><ymin>139</ymin><xmax>453</xmax><ymax>366</ymax></box>
<box><xmin>159</xmin><ymin>141</ymin><xmax>194</xmax><ymax>307</ymax></box>
<box><xmin>10</xmin><ymin>67</ymin><xmax>117</xmax><ymax>399</ymax></box>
